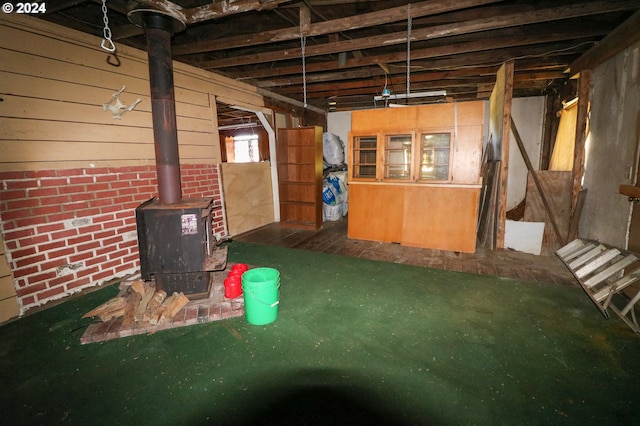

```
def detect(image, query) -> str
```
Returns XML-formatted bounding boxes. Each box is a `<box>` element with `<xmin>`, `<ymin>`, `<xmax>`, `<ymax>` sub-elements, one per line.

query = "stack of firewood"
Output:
<box><xmin>83</xmin><ymin>280</ymin><xmax>190</xmax><ymax>326</ymax></box>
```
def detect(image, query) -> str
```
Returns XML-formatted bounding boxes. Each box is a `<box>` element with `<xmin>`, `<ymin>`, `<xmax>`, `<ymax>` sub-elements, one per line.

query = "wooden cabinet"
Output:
<box><xmin>347</xmin><ymin>102</ymin><xmax>484</xmax><ymax>253</ymax></box>
<box><xmin>348</xmin><ymin>184</ymin><xmax>480</xmax><ymax>253</ymax></box>
<box><xmin>276</xmin><ymin>126</ymin><xmax>323</xmax><ymax>230</ymax></box>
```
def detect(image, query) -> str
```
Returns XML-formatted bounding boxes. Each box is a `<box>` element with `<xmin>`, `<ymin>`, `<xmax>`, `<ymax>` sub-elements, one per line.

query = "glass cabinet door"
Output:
<box><xmin>420</xmin><ymin>133</ymin><xmax>451</xmax><ymax>181</ymax></box>
<box><xmin>384</xmin><ymin>134</ymin><xmax>412</xmax><ymax>180</ymax></box>
<box><xmin>352</xmin><ymin>135</ymin><xmax>378</xmax><ymax>178</ymax></box>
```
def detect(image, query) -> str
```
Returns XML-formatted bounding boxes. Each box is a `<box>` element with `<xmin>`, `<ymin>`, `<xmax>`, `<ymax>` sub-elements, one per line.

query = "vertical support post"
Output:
<box><xmin>571</xmin><ymin>70</ymin><xmax>591</xmax><ymax>218</ymax></box>
<box><xmin>496</xmin><ymin>61</ymin><xmax>514</xmax><ymax>250</ymax></box>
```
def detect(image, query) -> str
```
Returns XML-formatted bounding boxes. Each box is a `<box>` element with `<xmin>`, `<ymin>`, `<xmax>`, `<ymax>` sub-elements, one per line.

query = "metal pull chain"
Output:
<box><xmin>101</xmin><ymin>0</ymin><xmax>116</xmax><ymax>53</ymax></box>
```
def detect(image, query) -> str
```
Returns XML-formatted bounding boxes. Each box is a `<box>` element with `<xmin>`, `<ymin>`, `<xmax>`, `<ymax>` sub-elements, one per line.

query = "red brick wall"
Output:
<box><xmin>0</xmin><ymin>164</ymin><xmax>226</xmax><ymax>314</ymax></box>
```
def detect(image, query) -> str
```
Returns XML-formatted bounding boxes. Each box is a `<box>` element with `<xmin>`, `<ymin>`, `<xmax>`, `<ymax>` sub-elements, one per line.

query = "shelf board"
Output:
<box><xmin>620</xmin><ymin>184</ymin><xmax>640</xmax><ymax>198</ymax></box>
<box><xmin>279</xmin><ymin>200</ymin><xmax>315</xmax><ymax>206</ymax></box>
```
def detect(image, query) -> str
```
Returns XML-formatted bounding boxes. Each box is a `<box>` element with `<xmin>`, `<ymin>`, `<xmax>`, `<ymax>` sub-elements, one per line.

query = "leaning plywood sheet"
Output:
<box><xmin>221</xmin><ymin>162</ymin><xmax>274</xmax><ymax>236</ymax></box>
<box><xmin>524</xmin><ymin>171</ymin><xmax>571</xmax><ymax>255</ymax></box>
<box><xmin>477</xmin><ymin>159</ymin><xmax>500</xmax><ymax>249</ymax></box>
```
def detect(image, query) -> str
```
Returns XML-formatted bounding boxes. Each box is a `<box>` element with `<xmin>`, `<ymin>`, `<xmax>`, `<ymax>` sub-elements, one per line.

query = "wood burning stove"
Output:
<box><xmin>129</xmin><ymin>7</ymin><xmax>226</xmax><ymax>299</ymax></box>
<box><xmin>136</xmin><ymin>197</ymin><xmax>224</xmax><ymax>298</ymax></box>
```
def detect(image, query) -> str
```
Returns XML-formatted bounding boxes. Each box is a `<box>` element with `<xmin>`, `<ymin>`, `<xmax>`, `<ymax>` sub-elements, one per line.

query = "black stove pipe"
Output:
<box><xmin>128</xmin><ymin>9</ymin><xmax>185</xmax><ymax>205</ymax></box>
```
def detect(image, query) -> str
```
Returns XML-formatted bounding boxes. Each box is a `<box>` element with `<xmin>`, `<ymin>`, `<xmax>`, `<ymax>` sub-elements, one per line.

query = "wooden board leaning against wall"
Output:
<box><xmin>347</xmin><ymin>101</ymin><xmax>484</xmax><ymax>253</ymax></box>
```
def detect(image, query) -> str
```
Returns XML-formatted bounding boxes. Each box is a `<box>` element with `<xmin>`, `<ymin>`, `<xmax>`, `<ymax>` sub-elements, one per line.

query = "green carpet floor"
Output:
<box><xmin>1</xmin><ymin>241</ymin><xmax>639</xmax><ymax>425</ymax></box>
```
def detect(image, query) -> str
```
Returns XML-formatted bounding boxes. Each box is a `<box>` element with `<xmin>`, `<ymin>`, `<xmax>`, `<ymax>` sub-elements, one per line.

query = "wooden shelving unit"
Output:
<box><xmin>276</xmin><ymin>126</ymin><xmax>323</xmax><ymax>230</ymax></box>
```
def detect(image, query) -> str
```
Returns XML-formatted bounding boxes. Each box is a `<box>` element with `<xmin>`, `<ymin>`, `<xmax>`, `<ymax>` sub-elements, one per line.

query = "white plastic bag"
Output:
<box><xmin>323</xmin><ymin>203</ymin><xmax>342</xmax><ymax>221</ymax></box>
<box><xmin>323</xmin><ymin>133</ymin><xmax>345</xmax><ymax>166</ymax></box>
<box><xmin>322</xmin><ymin>183</ymin><xmax>338</xmax><ymax>205</ymax></box>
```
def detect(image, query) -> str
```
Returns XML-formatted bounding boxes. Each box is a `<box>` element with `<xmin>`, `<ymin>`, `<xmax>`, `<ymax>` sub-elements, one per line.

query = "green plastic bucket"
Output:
<box><xmin>242</xmin><ymin>267</ymin><xmax>280</xmax><ymax>325</ymax></box>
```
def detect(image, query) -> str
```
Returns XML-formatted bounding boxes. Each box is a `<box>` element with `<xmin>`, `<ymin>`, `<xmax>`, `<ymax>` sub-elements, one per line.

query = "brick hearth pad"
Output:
<box><xmin>80</xmin><ymin>266</ymin><xmax>246</xmax><ymax>344</ymax></box>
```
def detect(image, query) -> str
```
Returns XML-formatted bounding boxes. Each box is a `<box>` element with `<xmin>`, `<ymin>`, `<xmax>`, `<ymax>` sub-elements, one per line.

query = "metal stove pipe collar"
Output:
<box><xmin>127</xmin><ymin>8</ymin><xmax>186</xmax><ymax>34</ymax></box>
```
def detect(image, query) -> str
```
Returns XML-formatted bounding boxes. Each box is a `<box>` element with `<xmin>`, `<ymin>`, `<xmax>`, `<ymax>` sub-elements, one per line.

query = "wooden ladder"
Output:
<box><xmin>556</xmin><ymin>239</ymin><xmax>640</xmax><ymax>334</ymax></box>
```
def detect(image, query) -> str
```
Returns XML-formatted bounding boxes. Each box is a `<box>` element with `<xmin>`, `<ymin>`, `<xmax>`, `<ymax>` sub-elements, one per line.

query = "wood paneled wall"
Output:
<box><xmin>0</xmin><ymin>231</ymin><xmax>18</xmax><ymax>323</ymax></box>
<box><xmin>0</xmin><ymin>14</ymin><xmax>265</xmax><ymax>172</ymax></box>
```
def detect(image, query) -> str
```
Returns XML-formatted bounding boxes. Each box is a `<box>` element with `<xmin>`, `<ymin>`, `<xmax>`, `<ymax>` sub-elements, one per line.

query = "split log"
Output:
<box><xmin>135</xmin><ymin>283</ymin><xmax>156</xmax><ymax>322</ymax></box>
<box><xmin>145</xmin><ymin>290</ymin><xmax>167</xmax><ymax>322</ymax></box>
<box><xmin>82</xmin><ymin>296</ymin><xmax>128</xmax><ymax>322</ymax></box>
<box><xmin>130</xmin><ymin>279</ymin><xmax>146</xmax><ymax>296</ymax></box>
<box><xmin>82</xmin><ymin>284</ymin><xmax>192</xmax><ymax>327</ymax></box>
<box><xmin>122</xmin><ymin>292</ymin><xmax>143</xmax><ymax>327</ymax></box>
<box><xmin>152</xmin><ymin>292</ymin><xmax>190</xmax><ymax>325</ymax></box>
<box><xmin>146</xmin><ymin>289</ymin><xmax>167</xmax><ymax>312</ymax></box>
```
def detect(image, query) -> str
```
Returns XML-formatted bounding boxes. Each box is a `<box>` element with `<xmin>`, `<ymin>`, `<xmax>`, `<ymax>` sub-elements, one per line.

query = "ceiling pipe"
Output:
<box><xmin>128</xmin><ymin>8</ymin><xmax>186</xmax><ymax>204</ymax></box>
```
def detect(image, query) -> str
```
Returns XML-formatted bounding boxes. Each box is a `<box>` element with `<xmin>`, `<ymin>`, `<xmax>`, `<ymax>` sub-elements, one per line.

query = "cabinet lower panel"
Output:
<box><xmin>401</xmin><ymin>186</ymin><xmax>479</xmax><ymax>253</ymax></box>
<box><xmin>348</xmin><ymin>184</ymin><xmax>403</xmax><ymax>243</ymax></box>
<box><xmin>348</xmin><ymin>183</ymin><xmax>480</xmax><ymax>253</ymax></box>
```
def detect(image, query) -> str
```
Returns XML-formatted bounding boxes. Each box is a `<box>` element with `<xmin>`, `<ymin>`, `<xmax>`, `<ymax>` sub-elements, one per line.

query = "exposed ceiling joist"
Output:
<box><xmin>36</xmin><ymin>0</ymin><xmax>640</xmax><ymax>111</ymax></box>
<box><xmin>173</xmin><ymin>0</ymin><xmax>506</xmax><ymax>56</ymax></box>
<box><xmin>198</xmin><ymin>0</ymin><xmax>639</xmax><ymax>69</ymax></box>
<box><xmin>568</xmin><ymin>8</ymin><xmax>640</xmax><ymax>76</ymax></box>
<box><xmin>239</xmin><ymin>27</ymin><xmax>608</xmax><ymax>84</ymax></box>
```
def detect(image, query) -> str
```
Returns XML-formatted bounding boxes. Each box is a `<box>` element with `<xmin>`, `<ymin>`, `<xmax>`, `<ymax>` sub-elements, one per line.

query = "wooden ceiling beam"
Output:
<box><xmin>132</xmin><ymin>0</ymin><xmax>291</xmax><ymax>25</ymax></box>
<box><xmin>281</xmin><ymin>78</ymin><xmax>495</xmax><ymax>97</ymax></box>
<box><xmin>184</xmin><ymin>0</ymin><xmax>291</xmax><ymax>24</ymax></box>
<box><xmin>267</xmin><ymin>68</ymin><xmax>569</xmax><ymax>100</ymax></box>
<box><xmin>399</xmin><ymin>45</ymin><xmax>583</xmax><ymax>74</ymax></box>
<box><xmin>300</xmin><ymin>3</ymin><xmax>311</xmax><ymax>34</ymax></box>
<box><xmin>173</xmin><ymin>0</ymin><xmax>505</xmax><ymax>55</ymax></box>
<box><xmin>568</xmin><ymin>9</ymin><xmax>640</xmax><ymax>76</ymax></box>
<box><xmin>43</xmin><ymin>0</ymin><xmax>91</xmax><ymax>14</ymax></box>
<box><xmin>131</xmin><ymin>0</ymin><xmax>185</xmax><ymax>21</ymax></box>
<box><xmin>197</xmin><ymin>0</ymin><xmax>639</xmax><ymax>69</ymax></box>
<box><xmin>275</xmin><ymin>70</ymin><xmax>567</xmax><ymax>96</ymax></box>
<box><xmin>233</xmin><ymin>29</ymin><xmax>605</xmax><ymax>83</ymax></box>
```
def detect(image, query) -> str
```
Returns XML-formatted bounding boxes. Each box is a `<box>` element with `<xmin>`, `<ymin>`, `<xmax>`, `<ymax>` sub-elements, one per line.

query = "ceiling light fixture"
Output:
<box><xmin>374</xmin><ymin>90</ymin><xmax>447</xmax><ymax>102</ymax></box>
